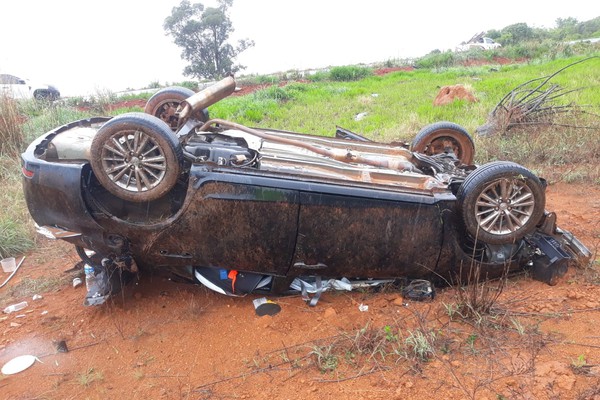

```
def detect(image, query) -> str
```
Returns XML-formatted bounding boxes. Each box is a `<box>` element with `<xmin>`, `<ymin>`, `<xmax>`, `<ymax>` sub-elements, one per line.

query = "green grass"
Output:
<box><xmin>214</xmin><ymin>55</ymin><xmax>600</xmax><ymax>146</ymax></box>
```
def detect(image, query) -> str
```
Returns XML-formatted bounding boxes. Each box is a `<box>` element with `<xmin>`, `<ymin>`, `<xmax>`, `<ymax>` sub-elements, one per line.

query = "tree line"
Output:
<box><xmin>486</xmin><ymin>17</ymin><xmax>600</xmax><ymax>46</ymax></box>
<box><xmin>164</xmin><ymin>1</ymin><xmax>599</xmax><ymax>81</ymax></box>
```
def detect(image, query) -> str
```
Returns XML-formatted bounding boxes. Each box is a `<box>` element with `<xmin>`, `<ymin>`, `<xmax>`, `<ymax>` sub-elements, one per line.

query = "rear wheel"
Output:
<box><xmin>411</xmin><ymin>121</ymin><xmax>475</xmax><ymax>165</ymax></box>
<box><xmin>90</xmin><ymin>113</ymin><xmax>183</xmax><ymax>202</ymax></box>
<box><xmin>144</xmin><ymin>86</ymin><xmax>209</xmax><ymax>131</ymax></box>
<box><xmin>457</xmin><ymin>162</ymin><xmax>545</xmax><ymax>244</ymax></box>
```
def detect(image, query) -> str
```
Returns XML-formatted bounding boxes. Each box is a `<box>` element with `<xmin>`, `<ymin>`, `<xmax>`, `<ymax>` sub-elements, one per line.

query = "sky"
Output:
<box><xmin>1</xmin><ymin>0</ymin><xmax>598</xmax><ymax>97</ymax></box>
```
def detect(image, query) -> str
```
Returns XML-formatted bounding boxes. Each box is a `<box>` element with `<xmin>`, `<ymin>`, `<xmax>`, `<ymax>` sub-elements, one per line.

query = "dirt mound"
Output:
<box><xmin>433</xmin><ymin>84</ymin><xmax>478</xmax><ymax>106</ymax></box>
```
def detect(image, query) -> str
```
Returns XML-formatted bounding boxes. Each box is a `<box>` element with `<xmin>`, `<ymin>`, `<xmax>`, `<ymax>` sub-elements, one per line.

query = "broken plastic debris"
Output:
<box><xmin>54</xmin><ymin>340</ymin><xmax>69</xmax><ymax>353</ymax></box>
<box><xmin>83</xmin><ymin>266</ymin><xmax>112</xmax><ymax>306</ymax></box>
<box><xmin>1</xmin><ymin>257</ymin><xmax>16</xmax><ymax>273</ymax></box>
<box><xmin>290</xmin><ymin>277</ymin><xmax>393</xmax><ymax>293</ymax></box>
<box><xmin>3</xmin><ymin>301</ymin><xmax>28</xmax><ymax>314</ymax></box>
<box><xmin>253</xmin><ymin>297</ymin><xmax>281</xmax><ymax>316</ymax></box>
<box><xmin>401</xmin><ymin>279</ymin><xmax>435</xmax><ymax>301</ymax></box>
<box><xmin>358</xmin><ymin>303</ymin><xmax>369</xmax><ymax>312</ymax></box>
<box><xmin>1</xmin><ymin>355</ymin><xmax>38</xmax><ymax>375</ymax></box>
<box><xmin>72</xmin><ymin>277</ymin><xmax>82</xmax><ymax>288</ymax></box>
<box><xmin>32</xmin><ymin>294</ymin><xmax>43</xmax><ymax>301</ymax></box>
<box><xmin>354</xmin><ymin>112</ymin><xmax>368</xmax><ymax>121</ymax></box>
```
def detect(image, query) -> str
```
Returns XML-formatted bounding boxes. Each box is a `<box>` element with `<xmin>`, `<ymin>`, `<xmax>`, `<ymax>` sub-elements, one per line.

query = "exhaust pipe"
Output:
<box><xmin>178</xmin><ymin>76</ymin><xmax>236</xmax><ymax>121</ymax></box>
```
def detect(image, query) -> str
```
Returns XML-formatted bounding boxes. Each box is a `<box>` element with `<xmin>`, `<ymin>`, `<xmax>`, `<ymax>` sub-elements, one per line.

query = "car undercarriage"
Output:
<box><xmin>22</xmin><ymin>77</ymin><xmax>591</xmax><ymax>306</ymax></box>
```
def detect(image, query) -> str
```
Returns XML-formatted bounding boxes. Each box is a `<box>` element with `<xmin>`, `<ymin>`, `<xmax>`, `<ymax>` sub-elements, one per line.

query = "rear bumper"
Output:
<box><xmin>21</xmin><ymin>133</ymin><xmax>106</xmax><ymax>250</ymax></box>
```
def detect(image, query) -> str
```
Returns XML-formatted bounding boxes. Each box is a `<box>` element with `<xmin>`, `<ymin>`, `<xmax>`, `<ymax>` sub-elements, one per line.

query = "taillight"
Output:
<box><xmin>22</xmin><ymin>166</ymin><xmax>35</xmax><ymax>178</ymax></box>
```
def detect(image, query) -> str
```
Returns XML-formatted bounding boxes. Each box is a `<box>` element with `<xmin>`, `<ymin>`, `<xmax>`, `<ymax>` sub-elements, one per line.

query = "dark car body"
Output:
<box><xmin>21</xmin><ymin>78</ymin><xmax>590</xmax><ymax>302</ymax></box>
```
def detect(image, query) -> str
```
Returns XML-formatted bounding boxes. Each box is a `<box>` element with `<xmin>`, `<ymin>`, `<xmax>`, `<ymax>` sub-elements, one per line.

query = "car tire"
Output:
<box><xmin>90</xmin><ymin>112</ymin><xmax>183</xmax><ymax>202</ymax></box>
<box><xmin>33</xmin><ymin>90</ymin><xmax>49</xmax><ymax>101</ymax></box>
<box><xmin>144</xmin><ymin>86</ymin><xmax>209</xmax><ymax>131</ymax></box>
<box><xmin>457</xmin><ymin>161</ymin><xmax>545</xmax><ymax>245</ymax></box>
<box><xmin>410</xmin><ymin>121</ymin><xmax>475</xmax><ymax>165</ymax></box>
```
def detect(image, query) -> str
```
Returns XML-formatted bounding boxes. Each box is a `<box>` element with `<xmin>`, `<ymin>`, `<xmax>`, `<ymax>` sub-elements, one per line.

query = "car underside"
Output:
<box><xmin>21</xmin><ymin>77</ymin><xmax>591</xmax><ymax>305</ymax></box>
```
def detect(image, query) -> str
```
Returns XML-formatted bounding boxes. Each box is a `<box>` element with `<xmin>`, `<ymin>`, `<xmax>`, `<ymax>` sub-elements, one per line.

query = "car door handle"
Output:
<box><xmin>293</xmin><ymin>261</ymin><xmax>328</xmax><ymax>270</ymax></box>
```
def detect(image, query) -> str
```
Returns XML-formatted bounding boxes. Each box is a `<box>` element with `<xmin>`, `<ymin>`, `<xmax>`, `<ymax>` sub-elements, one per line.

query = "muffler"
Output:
<box><xmin>178</xmin><ymin>76</ymin><xmax>236</xmax><ymax>121</ymax></box>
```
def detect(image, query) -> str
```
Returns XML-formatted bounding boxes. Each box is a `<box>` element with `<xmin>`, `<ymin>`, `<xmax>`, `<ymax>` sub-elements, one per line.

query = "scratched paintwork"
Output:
<box><xmin>134</xmin><ymin>182</ymin><xmax>299</xmax><ymax>275</ymax></box>
<box><xmin>293</xmin><ymin>193</ymin><xmax>443</xmax><ymax>278</ymax></box>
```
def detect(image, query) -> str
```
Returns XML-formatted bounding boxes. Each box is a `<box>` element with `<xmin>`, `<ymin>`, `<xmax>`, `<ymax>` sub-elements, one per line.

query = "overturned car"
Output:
<box><xmin>21</xmin><ymin>77</ymin><xmax>590</xmax><ymax>305</ymax></box>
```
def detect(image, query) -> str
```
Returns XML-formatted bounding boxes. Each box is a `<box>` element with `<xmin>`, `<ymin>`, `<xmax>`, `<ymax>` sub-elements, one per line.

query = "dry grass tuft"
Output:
<box><xmin>0</xmin><ymin>94</ymin><xmax>26</xmax><ymax>156</ymax></box>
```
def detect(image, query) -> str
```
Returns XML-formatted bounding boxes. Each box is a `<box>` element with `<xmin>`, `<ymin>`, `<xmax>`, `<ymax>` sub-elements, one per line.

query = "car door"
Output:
<box><xmin>140</xmin><ymin>175</ymin><xmax>300</xmax><ymax>276</ymax></box>
<box><xmin>290</xmin><ymin>191</ymin><xmax>444</xmax><ymax>279</ymax></box>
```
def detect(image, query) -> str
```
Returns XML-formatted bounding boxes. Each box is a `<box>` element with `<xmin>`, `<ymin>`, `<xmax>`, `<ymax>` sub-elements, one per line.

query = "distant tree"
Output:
<box><xmin>499</xmin><ymin>23</ymin><xmax>534</xmax><ymax>45</ymax></box>
<box><xmin>579</xmin><ymin>16</ymin><xmax>600</xmax><ymax>36</ymax></box>
<box><xmin>555</xmin><ymin>17</ymin><xmax>580</xmax><ymax>40</ymax></box>
<box><xmin>486</xmin><ymin>29</ymin><xmax>501</xmax><ymax>41</ymax></box>
<box><xmin>554</xmin><ymin>16</ymin><xmax>600</xmax><ymax>39</ymax></box>
<box><xmin>556</xmin><ymin>17</ymin><xmax>579</xmax><ymax>30</ymax></box>
<box><xmin>164</xmin><ymin>0</ymin><xmax>254</xmax><ymax>80</ymax></box>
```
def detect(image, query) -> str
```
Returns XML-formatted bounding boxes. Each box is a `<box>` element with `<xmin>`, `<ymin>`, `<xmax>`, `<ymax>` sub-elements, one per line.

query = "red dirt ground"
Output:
<box><xmin>1</xmin><ymin>182</ymin><xmax>599</xmax><ymax>400</ymax></box>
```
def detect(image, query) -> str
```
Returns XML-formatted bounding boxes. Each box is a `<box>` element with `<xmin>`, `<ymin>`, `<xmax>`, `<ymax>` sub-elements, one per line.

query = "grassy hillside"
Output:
<box><xmin>0</xmin><ymin>54</ymin><xmax>598</xmax><ymax>258</ymax></box>
<box><xmin>213</xmin><ymin>56</ymin><xmax>598</xmax><ymax>137</ymax></box>
<box><xmin>211</xmin><ymin>55</ymin><xmax>599</xmax><ymax>180</ymax></box>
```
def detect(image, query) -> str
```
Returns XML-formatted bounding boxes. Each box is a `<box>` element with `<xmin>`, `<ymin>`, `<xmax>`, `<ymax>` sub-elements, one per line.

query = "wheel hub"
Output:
<box><xmin>130</xmin><ymin>156</ymin><xmax>141</xmax><ymax>167</ymax></box>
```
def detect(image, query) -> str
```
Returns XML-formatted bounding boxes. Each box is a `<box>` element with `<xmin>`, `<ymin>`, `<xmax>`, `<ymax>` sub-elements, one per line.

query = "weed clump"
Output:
<box><xmin>0</xmin><ymin>94</ymin><xmax>25</xmax><ymax>155</ymax></box>
<box><xmin>329</xmin><ymin>66</ymin><xmax>372</xmax><ymax>81</ymax></box>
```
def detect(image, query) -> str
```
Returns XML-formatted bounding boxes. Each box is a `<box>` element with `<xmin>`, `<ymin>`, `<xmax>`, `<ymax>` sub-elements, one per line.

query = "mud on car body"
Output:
<box><xmin>21</xmin><ymin>77</ymin><xmax>591</xmax><ymax>305</ymax></box>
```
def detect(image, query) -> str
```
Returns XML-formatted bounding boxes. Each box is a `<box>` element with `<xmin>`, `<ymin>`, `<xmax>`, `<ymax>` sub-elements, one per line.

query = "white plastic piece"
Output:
<box><xmin>1</xmin><ymin>257</ymin><xmax>16</xmax><ymax>273</ymax></box>
<box><xmin>3</xmin><ymin>301</ymin><xmax>28</xmax><ymax>314</ymax></box>
<box><xmin>1</xmin><ymin>355</ymin><xmax>37</xmax><ymax>375</ymax></box>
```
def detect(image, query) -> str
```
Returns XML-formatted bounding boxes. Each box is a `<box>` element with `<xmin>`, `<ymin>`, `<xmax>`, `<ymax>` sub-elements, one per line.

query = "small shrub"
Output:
<box><xmin>405</xmin><ymin>329</ymin><xmax>436</xmax><ymax>361</ymax></box>
<box><xmin>329</xmin><ymin>65</ymin><xmax>373</xmax><ymax>81</ymax></box>
<box><xmin>452</xmin><ymin>262</ymin><xmax>509</xmax><ymax>325</ymax></box>
<box><xmin>146</xmin><ymin>80</ymin><xmax>161</xmax><ymax>89</ymax></box>
<box><xmin>310</xmin><ymin>344</ymin><xmax>339</xmax><ymax>372</ymax></box>
<box><xmin>255</xmin><ymin>74</ymin><xmax>280</xmax><ymax>85</ymax></box>
<box><xmin>415</xmin><ymin>51</ymin><xmax>457</xmax><ymax>69</ymax></box>
<box><xmin>571</xmin><ymin>354</ymin><xmax>591</xmax><ymax>375</ymax></box>
<box><xmin>306</xmin><ymin>70</ymin><xmax>329</xmax><ymax>82</ymax></box>
<box><xmin>171</xmin><ymin>80</ymin><xmax>198</xmax><ymax>91</ymax></box>
<box><xmin>253</xmin><ymin>84</ymin><xmax>303</xmax><ymax>102</ymax></box>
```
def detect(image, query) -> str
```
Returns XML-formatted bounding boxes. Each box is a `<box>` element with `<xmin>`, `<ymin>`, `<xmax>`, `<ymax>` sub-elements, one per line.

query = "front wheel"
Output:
<box><xmin>144</xmin><ymin>86</ymin><xmax>209</xmax><ymax>131</ymax></box>
<box><xmin>410</xmin><ymin>121</ymin><xmax>475</xmax><ymax>165</ymax></box>
<box><xmin>457</xmin><ymin>161</ymin><xmax>545</xmax><ymax>245</ymax></box>
<box><xmin>90</xmin><ymin>113</ymin><xmax>183</xmax><ymax>202</ymax></box>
